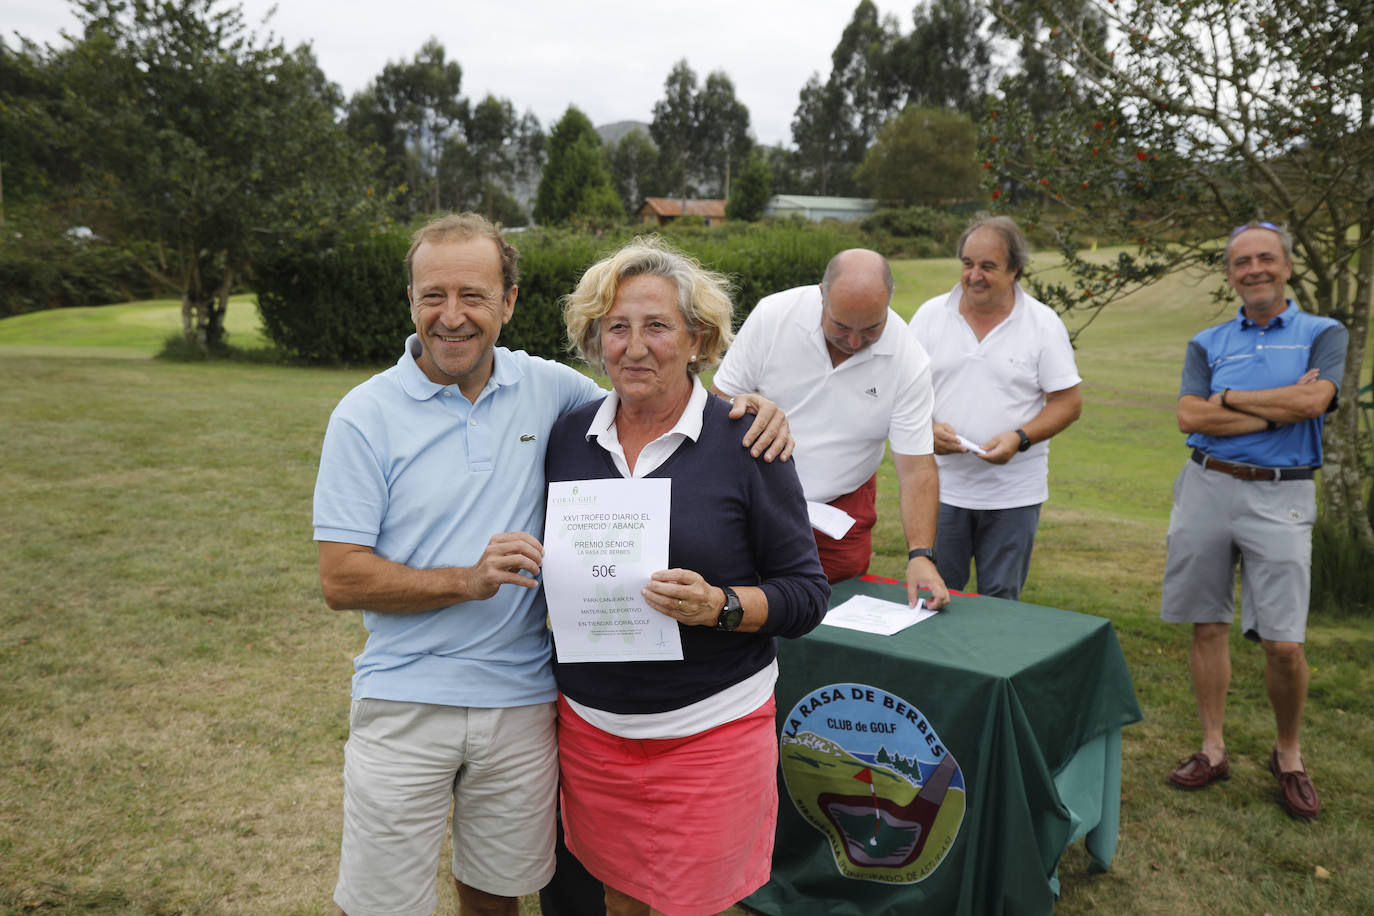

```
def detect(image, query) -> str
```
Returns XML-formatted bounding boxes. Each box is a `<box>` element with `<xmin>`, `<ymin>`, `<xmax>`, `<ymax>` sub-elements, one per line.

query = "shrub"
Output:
<box><xmin>0</xmin><ymin>216</ymin><xmax>156</xmax><ymax>318</ymax></box>
<box><xmin>1310</xmin><ymin>512</ymin><xmax>1374</xmax><ymax>618</ymax></box>
<box><xmin>506</xmin><ymin>229</ymin><xmax>620</xmax><ymax>359</ymax></box>
<box><xmin>253</xmin><ymin>223</ymin><xmax>617</xmax><ymax>365</ymax></box>
<box><xmin>659</xmin><ymin>219</ymin><xmax>866</xmax><ymax>318</ymax></box>
<box><xmin>253</xmin><ymin>227</ymin><xmax>412</xmax><ymax>365</ymax></box>
<box><xmin>251</xmin><ymin>219</ymin><xmax>866</xmax><ymax>365</ymax></box>
<box><xmin>860</xmin><ymin>206</ymin><xmax>965</xmax><ymax>259</ymax></box>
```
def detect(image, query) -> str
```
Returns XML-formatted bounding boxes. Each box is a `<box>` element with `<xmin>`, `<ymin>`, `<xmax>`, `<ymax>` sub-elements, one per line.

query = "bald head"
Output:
<box><xmin>822</xmin><ymin>248</ymin><xmax>894</xmax><ymax>300</ymax></box>
<box><xmin>819</xmin><ymin>249</ymin><xmax>893</xmax><ymax>364</ymax></box>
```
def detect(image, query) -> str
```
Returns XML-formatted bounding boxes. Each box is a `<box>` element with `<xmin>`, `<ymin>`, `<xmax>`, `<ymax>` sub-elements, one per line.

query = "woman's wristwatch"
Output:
<box><xmin>715</xmin><ymin>586</ymin><xmax>744</xmax><ymax>631</ymax></box>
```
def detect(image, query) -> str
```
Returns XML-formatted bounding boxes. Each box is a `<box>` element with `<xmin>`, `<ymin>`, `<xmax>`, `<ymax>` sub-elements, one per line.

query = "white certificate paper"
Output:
<box><xmin>543</xmin><ymin>478</ymin><xmax>682</xmax><ymax>663</ymax></box>
<box><xmin>821</xmin><ymin>594</ymin><xmax>937</xmax><ymax>636</ymax></box>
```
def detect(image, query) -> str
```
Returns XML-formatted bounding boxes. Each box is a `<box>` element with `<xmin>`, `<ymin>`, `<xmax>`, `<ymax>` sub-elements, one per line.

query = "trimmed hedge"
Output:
<box><xmin>251</xmin><ymin>218</ymin><xmax>868</xmax><ymax>365</ymax></box>
<box><xmin>659</xmin><ymin>219</ymin><xmax>867</xmax><ymax>319</ymax></box>
<box><xmin>505</xmin><ymin>229</ymin><xmax>618</xmax><ymax>360</ymax></box>
<box><xmin>254</xmin><ymin>228</ymin><xmax>413</xmax><ymax>364</ymax></box>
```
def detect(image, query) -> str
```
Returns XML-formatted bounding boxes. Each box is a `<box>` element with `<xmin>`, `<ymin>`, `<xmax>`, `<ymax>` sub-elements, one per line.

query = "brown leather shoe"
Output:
<box><xmin>1269</xmin><ymin>746</ymin><xmax>1320</xmax><ymax>821</ymax></box>
<box><xmin>1168</xmin><ymin>750</ymin><xmax>1230</xmax><ymax>789</ymax></box>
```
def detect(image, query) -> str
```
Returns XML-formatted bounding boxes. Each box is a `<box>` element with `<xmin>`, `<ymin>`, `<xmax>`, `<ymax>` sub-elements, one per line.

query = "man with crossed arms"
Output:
<box><xmin>711</xmin><ymin>248</ymin><xmax>948</xmax><ymax>609</ymax></box>
<box><xmin>1162</xmin><ymin>220</ymin><xmax>1346</xmax><ymax>822</ymax></box>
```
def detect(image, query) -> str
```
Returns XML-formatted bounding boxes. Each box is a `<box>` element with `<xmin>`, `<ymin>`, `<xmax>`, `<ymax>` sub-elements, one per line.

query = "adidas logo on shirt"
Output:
<box><xmin>863</xmin><ymin>386</ymin><xmax>879</xmax><ymax>398</ymax></box>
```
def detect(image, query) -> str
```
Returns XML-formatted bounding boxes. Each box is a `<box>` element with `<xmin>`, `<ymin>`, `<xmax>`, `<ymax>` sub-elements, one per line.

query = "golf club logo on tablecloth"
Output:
<box><xmin>780</xmin><ymin>683</ymin><xmax>965</xmax><ymax>884</ymax></box>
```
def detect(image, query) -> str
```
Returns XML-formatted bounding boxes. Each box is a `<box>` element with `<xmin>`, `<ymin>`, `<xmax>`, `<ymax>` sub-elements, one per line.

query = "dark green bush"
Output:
<box><xmin>861</xmin><ymin>205</ymin><xmax>961</xmax><ymax>240</ymax></box>
<box><xmin>1310</xmin><ymin>512</ymin><xmax>1374</xmax><ymax>618</ymax></box>
<box><xmin>0</xmin><ymin>217</ymin><xmax>155</xmax><ymax>317</ymax></box>
<box><xmin>860</xmin><ymin>206</ymin><xmax>965</xmax><ymax>259</ymax></box>
<box><xmin>253</xmin><ymin>228</ymin><xmax>412</xmax><ymax>364</ymax></box>
<box><xmin>659</xmin><ymin>219</ymin><xmax>866</xmax><ymax>317</ymax></box>
<box><xmin>504</xmin><ymin>229</ymin><xmax>618</xmax><ymax>359</ymax></box>
<box><xmin>251</xmin><ymin>219</ymin><xmax>865</xmax><ymax>365</ymax></box>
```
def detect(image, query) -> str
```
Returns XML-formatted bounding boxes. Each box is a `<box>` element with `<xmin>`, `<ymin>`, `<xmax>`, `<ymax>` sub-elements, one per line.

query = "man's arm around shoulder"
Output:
<box><xmin>318</xmin><ymin>532</ymin><xmax>543</xmax><ymax>613</ymax></box>
<box><xmin>707</xmin><ymin>383</ymin><xmax>795</xmax><ymax>462</ymax></box>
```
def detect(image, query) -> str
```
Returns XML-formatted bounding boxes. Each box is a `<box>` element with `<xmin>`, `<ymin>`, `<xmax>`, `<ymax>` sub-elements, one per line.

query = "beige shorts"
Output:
<box><xmin>333</xmin><ymin>699</ymin><xmax>558</xmax><ymax>916</ymax></box>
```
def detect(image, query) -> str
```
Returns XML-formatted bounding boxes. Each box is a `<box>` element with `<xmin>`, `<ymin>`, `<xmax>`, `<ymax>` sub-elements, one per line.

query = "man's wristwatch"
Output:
<box><xmin>1015</xmin><ymin>428</ymin><xmax>1032</xmax><ymax>452</ymax></box>
<box><xmin>715</xmin><ymin>586</ymin><xmax>744</xmax><ymax>631</ymax></box>
<box><xmin>907</xmin><ymin>547</ymin><xmax>936</xmax><ymax>563</ymax></box>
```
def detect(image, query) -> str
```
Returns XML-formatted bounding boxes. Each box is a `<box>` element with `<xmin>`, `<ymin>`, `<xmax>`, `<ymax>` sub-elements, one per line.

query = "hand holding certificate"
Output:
<box><xmin>543</xmin><ymin>478</ymin><xmax>683</xmax><ymax>662</ymax></box>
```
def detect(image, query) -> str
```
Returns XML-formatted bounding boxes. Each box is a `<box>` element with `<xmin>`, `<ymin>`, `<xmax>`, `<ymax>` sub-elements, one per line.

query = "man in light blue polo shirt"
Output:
<box><xmin>314</xmin><ymin>213</ymin><xmax>792</xmax><ymax>916</ymax></box>
<box><xmin>1161</xmin><ymin>221</ymin><xmax>1347</xmax><ymax>822</ymax></box>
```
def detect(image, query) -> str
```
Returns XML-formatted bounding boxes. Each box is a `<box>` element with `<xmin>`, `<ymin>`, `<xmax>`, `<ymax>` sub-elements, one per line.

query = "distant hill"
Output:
<box><xmin>597</xmin><ymin>120</ymin><xmax>652</xmax><ymax>146</ymax></box>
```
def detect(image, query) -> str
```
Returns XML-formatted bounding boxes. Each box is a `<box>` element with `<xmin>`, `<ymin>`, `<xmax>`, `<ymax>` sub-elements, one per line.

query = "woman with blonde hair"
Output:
<box><xmin>545</xmin><ymin>237</ymin><xmax>828</xmax><ymax>916</ymax></box>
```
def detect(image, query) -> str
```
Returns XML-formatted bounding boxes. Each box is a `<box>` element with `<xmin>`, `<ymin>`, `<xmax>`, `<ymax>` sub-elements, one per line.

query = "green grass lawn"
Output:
<box><xmin>1</xmin><ymin>268</ymin><xmax>1371</xmax><ymax>915</ymax></box>
<box><xmin>0</xmin><ymin>293</ymin><xmax>267</xmax><ymax>356</ymax></box>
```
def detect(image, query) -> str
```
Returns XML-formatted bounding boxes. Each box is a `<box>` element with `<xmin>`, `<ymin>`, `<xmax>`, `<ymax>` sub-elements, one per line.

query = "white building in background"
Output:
<box><xmin>763</xmin><ymin>195</ymin><xmax>878</xmax><ymax>223</ymax></box>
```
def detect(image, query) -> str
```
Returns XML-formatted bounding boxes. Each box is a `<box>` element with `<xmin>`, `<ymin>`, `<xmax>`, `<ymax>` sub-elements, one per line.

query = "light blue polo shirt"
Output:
<box><xmin>1181</xmin><ymin>301</ymin><xmax>1346</xmax><ymax>467</ymax></box>
<box><xmin>313</xmin><ymin>336</ymin><xmax>605</xmax><ymax>707</ymax></box>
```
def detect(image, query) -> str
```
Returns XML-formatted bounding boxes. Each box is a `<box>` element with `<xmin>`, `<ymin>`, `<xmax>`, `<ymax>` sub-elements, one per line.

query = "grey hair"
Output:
<box><xmin>1225</xmin><ymin>220</ymin><xmax>1294</xmax><ymax>264</ymax></box>
<box><xmin>957</xmin><ymin>215</ymin><xmax>1031</xmax><ymax>280</ymax></box>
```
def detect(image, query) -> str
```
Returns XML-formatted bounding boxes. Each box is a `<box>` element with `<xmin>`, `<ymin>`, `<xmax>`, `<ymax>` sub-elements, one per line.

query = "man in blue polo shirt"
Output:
<box><xmin>1161</xmin><ymin>221</ymin><xmax>1347</xmax><ymax>822</ymax></box>
<box><xmin>313</xmin><ymin>213</ymin><xmax>792</xmax><ymax>916</ymax></box>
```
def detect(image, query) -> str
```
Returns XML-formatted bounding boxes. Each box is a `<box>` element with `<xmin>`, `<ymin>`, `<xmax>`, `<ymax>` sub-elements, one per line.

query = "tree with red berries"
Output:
<box><xmin>987</xmin><ymin>0</ymin><xmax>1373</xmax><ymax>549</ymax></box>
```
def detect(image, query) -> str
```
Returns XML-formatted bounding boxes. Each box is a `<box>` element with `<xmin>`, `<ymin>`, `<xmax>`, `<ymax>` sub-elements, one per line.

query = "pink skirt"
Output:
<box><xmin>556</xmin><ymin>693</ymin><xmax>779</xmax><ymax>916</ymax></box>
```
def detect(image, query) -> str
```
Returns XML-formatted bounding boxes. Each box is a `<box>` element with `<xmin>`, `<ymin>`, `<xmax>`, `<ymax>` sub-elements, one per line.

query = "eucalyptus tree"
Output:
<box><xmin>651</xmin><ymin>60</ymin><xmax>755</xmax><ymax>204</ymax></box>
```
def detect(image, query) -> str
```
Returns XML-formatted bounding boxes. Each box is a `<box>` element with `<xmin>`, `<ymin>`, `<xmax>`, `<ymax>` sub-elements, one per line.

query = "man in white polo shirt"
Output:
<box><xmin>711</xmin><ymin>248</ymin><xmax>948</xmax><ymax>609</ymax></box>
<box><xmin>909</xmin><ymin>215</ymin><xmax>1082</xmax><ymax>600</ymax></box>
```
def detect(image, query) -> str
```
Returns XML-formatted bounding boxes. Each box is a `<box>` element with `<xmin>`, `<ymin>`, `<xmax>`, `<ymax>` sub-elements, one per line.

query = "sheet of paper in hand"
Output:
<box><xmin>544</xmin><ymin>478</ymin><xmax>682</xmax><ymax>662</ymax></box>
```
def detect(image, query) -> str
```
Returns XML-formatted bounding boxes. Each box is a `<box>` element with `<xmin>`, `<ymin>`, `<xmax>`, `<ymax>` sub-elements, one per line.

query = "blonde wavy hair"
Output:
<box><xmin>563</xmin><ymin>236</ymin><xmax>735</xmax><ymax>374</ymax></box>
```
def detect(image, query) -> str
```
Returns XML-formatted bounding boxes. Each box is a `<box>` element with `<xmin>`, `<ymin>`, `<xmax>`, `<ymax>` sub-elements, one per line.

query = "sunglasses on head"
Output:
<box><xmin>1229</xmin><ymin>221</ymin><xmax>1281</xmax><ymax>238</ymax></box>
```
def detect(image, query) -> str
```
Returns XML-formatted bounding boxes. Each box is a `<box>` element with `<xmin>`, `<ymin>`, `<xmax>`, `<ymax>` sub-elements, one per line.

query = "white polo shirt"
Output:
<box><xmin>713</xmin><ymin>285</ymin><xmax>934</xmax><ymax>504</ymax></box>
<box><xmin>909</xmin><ymin>283</ymin><xmax>1081</xmax><ymax>510</ymax></box>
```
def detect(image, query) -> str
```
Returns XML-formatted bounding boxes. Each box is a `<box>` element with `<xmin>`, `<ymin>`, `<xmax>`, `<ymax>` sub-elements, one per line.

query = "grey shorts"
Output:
<box><xmin>334</xmin><ymin>699</ymin><xmax>558</xmax><ymax>916</ymax></box>
<box><xmin>1161</xmin><ymin>458</ymin><xmax>1314</xmax><ymax>643</ymax></box>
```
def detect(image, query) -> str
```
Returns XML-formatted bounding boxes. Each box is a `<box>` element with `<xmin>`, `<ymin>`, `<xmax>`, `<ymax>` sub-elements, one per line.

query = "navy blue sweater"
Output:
<box><xmin>545</xmin><ymin>393</ymin><xmax>829</xmax><ymax>714</ymax></box>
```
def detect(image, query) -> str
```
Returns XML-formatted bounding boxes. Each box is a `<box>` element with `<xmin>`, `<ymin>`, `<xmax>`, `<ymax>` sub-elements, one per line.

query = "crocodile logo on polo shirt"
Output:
<box><xmin>520</xmin><ymin>434</ymin><xmax>536</xmax><ymax>442</ymax></box>
<box><xmin>780</xmin><ymin>683</ymin><xmax>965</xmax><ymax>884</ymax></box>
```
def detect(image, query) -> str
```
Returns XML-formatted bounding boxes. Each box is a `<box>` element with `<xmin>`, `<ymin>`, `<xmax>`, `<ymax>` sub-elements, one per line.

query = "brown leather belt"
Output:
<box><xmin>1191</xmin><ymin>449</ymin><xmax>1315</xmax><ymax>481</ymax></box>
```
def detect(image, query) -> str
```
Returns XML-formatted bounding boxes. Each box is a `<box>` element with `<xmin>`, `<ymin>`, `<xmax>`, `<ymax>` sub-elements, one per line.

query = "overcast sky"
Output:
<box><xmin>4</xmin><ymin>0</ymin><xmax>917</xmax><ymax>147</ymax></box>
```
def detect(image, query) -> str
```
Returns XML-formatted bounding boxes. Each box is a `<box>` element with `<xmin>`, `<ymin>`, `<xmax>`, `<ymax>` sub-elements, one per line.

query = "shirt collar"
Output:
<box><xmin>396</xmin><ymin>334</ymin><xmax>522</xmax><ymax>402</ymax></box>
<box><xmin>586</xmin><ymin>375</ymin><xmax>708</xmax><ymax>444</ymax></box>
<box><xmin>1237</xmin><ymin>299</ymin><xmax>1297</xmax><ymax>330</ymax></box>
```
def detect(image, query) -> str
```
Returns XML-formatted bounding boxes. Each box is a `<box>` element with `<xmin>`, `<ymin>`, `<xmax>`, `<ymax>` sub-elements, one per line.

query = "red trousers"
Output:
<box><xmin>813</xmin><ymin>474</ymin><xmax>877</xmax><ymax>584</ymax></box>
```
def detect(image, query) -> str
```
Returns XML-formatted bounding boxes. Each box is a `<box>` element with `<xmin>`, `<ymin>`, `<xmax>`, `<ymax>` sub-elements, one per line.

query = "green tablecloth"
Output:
<box><xmin>745</xmin><ymin>578</ymin><xmax>1142</xmax><ymax>916</ymax></box>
